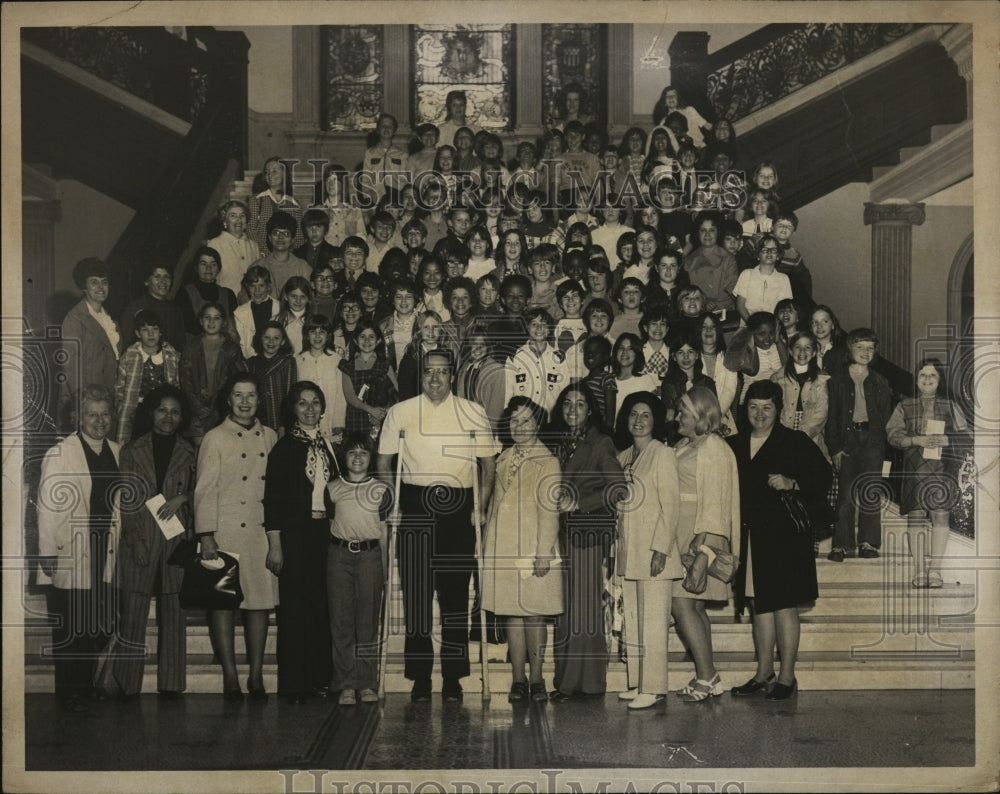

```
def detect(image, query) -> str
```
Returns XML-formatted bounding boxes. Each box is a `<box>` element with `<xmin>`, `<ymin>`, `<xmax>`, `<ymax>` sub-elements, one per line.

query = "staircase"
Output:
<box><xmin>670</xmin><ymin>24</ymin><xmax>968</xmax><ymax>211</ymax></box>
<box><xmin>21</xmin><ymin>503</ymin><xmax>975</xmax><ymax>695</ymax></box>
<box><xmin>20</xmin><ymin>26</ymin><xmax>250</xmax><ymax>315</ymax></box>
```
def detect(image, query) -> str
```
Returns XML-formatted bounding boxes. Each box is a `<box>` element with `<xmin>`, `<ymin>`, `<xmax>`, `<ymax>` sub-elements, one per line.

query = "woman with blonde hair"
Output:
<box><xmin>671</xmin><ymin>386</ymin><xmax>740</xmax><ymax>702</ymax></box>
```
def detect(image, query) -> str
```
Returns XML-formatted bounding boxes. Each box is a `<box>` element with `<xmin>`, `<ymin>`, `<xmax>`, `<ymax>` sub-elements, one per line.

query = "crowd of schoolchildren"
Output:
<box><xmin>44</xmin><ymin>84</ymin><xmax>969</xmax><ymax>711</ymax></box>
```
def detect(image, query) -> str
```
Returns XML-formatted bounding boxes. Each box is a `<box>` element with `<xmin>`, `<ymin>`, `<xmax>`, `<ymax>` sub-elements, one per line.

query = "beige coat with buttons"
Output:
<box><xmin>194</xmin><ymin>417</ymin><xmax>278</xmax><ymax>609</ymax></box>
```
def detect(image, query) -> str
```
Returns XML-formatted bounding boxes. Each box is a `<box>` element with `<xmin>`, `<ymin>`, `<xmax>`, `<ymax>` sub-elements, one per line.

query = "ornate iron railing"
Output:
<box><xmin>704</xmin><ymin>23</ymin><xmax>920</xmax><ymax>122</ymax></box>
<box><xmin>22</xmin><ymin>26</ymin><xmax>214</xmax><ymax>123</ymax></box>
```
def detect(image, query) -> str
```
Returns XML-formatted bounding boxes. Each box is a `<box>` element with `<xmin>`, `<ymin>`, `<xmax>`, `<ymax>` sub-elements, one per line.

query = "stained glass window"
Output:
<box><xmin>542</xmin><ymin>24</ymin><xmax>606</xmax><ymax>127</ymax></box>
<box><xmin>412</xmin><ymin>24</ymin><xmax>514</xmax><ymax>132</ymax></box>
<box><xmin>321</xmin><ymin>26</ymin><xmax>384</xmax><ymax>132</ymax></box>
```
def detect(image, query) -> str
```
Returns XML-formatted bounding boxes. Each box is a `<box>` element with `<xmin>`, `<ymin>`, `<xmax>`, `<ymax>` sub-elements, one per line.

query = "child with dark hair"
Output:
<box><xmin>295</xmin><ymin>313</ymin><xmax>347</xmax><ymax>444</ymax></box>
<box><xmin>609</xmin><ymin>277</ymin><xmax>646</xmax><ymax>339</ymax></box>
<box><xmin>825</xmin><ymin>328</ymin><xmax>893</xmax><ymax>562</ymax></box>
<box><xmin>526</xmin><ymin>244</ymin><xmax>563</xmax><ymax>319</ymax></box>
<box><xmin>294</xmin><ymin>208</ymin><xmax>338</xmax><ymax>270</ymax></box>
<box><xmin>660</xmin><ymin>326</ymin><xmax>716</xmax><ymax>414</ymax></box>
<box><xmin>773</xmin><ymin>211</ymin><xmax>815</xmax><ymax>314</ymax></box>
<box><xmin>340</xmin><ymin>320</ymin><xmax>396</xmax><ymax>438</ymax></box>
<box><xmin>114</xmin><ymin>309</ymin><xmax>182</xmax><ymax>445</ymax></box>
<box><xmin>504</xmin><ymin>307</ymin><xmax>569</xmax><ymax>416</ymax></box>
<box><xmin>639</xmin><ymin>305</ymin><xmax>673</xmax><ymax>379</ymax></box>
<box><xmin>247</xmin><ymin>320</ymin><xmax>297</xmax><ymax>431</ymax></box>
<box><xmin>554</xmin><ymin>279</ymin><xmax>587</xmax><ymax>354</ymax></box>
<box><xmin>325</xmin><ymin>431</ymin><xmax>391</xmax><ymax>705</ymax></box>
<box><xmin>581</xmin><ymin>335</ymin><xmax>617</xmax><ymax>428</ymax></box>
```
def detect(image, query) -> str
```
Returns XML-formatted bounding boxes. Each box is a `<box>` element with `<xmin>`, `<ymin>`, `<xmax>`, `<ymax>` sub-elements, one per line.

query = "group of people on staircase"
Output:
<box><xmin>38</xmin><ymin>83</ymin><xmax>971</xmax><ymax>712</ymax></box>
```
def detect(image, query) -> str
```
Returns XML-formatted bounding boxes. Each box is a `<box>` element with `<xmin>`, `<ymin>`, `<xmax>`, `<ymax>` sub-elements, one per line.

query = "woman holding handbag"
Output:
<box><xmin>726</xmin><ymin>380</ymin><xmax>831</xmax><ymax>700</ymax></box>
<box><xmin>194</xmin><ymin>373</ymin><xmax>278</xmax><ymax>701</ymax></box>
<box><xmin>670</xmin><ymin>386</ymin><xmax>741</xmax><ymax>702</ymax></box>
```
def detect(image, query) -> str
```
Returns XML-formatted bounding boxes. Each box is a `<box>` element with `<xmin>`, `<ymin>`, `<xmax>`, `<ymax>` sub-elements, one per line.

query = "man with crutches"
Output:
<box><xmin>377</xmin><ymin>349</ymin><xmax>499</xmax><ymax>703</ymax></box>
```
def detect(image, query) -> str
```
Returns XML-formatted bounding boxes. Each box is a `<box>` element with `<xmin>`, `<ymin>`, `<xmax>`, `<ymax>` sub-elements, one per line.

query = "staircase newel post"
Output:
<box><xmin>667</xmin><ymin>31</ymin><xmax>712</xmax><ymax>122</ymax></box>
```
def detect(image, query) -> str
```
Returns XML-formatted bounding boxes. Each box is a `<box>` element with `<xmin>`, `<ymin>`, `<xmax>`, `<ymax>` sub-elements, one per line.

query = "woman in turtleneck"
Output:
<box><xmin>175</xmin><ymin>246</ymin><xmax>238</xmax><ymax>345</ymax></box>
<box><xmin>263</xmin><ymin>381</ymin><xmax>339</xmax><ymax>704</ymax></box>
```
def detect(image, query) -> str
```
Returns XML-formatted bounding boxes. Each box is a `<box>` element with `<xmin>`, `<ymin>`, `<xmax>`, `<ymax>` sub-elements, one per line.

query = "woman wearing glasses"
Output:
<box><xmin>732</xmin><ymin>234</ymin><xmax>794</xmax><ymax>323</ymax></box>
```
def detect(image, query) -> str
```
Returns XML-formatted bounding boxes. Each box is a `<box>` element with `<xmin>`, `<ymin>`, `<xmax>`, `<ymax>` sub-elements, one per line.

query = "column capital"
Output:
<box><xmin>863</xmin><ymin>202</ymin><xmax>926</xmax><ymax>227</ymax></box>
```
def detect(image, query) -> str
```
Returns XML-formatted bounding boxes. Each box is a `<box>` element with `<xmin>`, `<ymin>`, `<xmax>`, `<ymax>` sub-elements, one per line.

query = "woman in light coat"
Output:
<box><xmin>613</xmin><ymin>391</ymin><xmax>682</xmax><ymax>710</ymax></box>
<box><xmin>671</xmin><ymin>386</ymin><xmax>741</xmax><ymax>702</ymax></box>
<box><xmin>37</xmin><ymin>385</ymin><xmax>121</xmax><ymax>712</ymax></box>
<box><xmin>195</xmin><ymin>373</ymin><xmax>278</xmax><ymax>701</ymax></box>
<box><xmin>483</xmin><ymin>396</ymin><xmax>564</xmax><ymax>703</ymax></box>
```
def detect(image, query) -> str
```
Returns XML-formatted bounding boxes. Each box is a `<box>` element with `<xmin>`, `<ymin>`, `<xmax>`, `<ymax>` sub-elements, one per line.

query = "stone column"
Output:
<box><xmin>863</xmin><ymin>202</ymin><xmax>925</xmax><ymax>371</ymax></box>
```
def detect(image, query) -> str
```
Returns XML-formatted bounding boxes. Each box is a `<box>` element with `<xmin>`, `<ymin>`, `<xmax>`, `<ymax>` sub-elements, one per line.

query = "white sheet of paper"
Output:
<box><xmin>146</xmin><ymin>494</ymin><xmax>186</xmax><ymax>540</ymax></box>
<box><xmin>923</xmin><ymin>419</ymin><xmax>946</xmax><ymax>459</ymax></box>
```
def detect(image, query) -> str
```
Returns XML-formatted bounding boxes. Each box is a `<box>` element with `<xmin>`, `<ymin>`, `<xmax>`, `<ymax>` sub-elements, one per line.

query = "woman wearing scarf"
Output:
<box><xmin>263</xmin><ymin>381</ymin><xmax>339</xmax><ymax>704</ymax></box>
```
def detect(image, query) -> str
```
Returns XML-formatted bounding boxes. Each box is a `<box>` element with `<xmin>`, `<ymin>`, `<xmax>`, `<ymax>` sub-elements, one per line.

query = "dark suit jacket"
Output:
<box><xmin>116</xmin><ymin>432</ymin><xmax>196</xmax><ymax>595</ymax></box>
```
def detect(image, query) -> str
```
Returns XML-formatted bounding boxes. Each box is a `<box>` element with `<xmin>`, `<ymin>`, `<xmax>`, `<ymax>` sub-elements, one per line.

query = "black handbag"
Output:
<box><xmin>779</xmin><ymin>491</ymin><xmax>812</xmax><ymax>535</ymax></box>
<box><xmin>179</xmin><ymin>551</ymin><xmax>244</xmax><ymax>610</ymax></box>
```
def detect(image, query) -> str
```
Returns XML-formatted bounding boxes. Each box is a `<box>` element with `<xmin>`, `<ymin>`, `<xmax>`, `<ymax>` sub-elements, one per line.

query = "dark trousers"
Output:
<box><xmin>277</xmin><ymin>518</ymin><xmax>332</xmax><ymax>695</ymax></box>
<box><xmin>327</xmin><ymin>541</ymin><xmax>384</xmax><ymax>690</ymax></box>
<box><xmin>397</xmin><ymin>484</ymin><xmax>475</xmax><ymax>682</ymax></box>
<box><xmin>46</xmin><ymin>584</ymin><xmax>115</xmax><ymax>701</ymax></box>
<box><xmin>834</xmin><ymin>430</ymin><xmax>885</xmax><ymax>550</ymax></box>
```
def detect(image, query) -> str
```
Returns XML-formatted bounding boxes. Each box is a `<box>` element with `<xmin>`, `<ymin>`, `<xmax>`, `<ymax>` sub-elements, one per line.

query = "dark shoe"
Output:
<box><xmin>827</xmin><ymin>548</ymin><xmax>845</xmax><ymax>563</ymax></box>
<box><xmin>529</xmin><ymin>682</ymin><xmax>548</xmax><ymax>702</ymax></box>
<box><xmin>312</xmin><ymin>685</ymin><xmax>332</xmax><ymax>699</ymax></box>
<box><xmin>508</xmin><ymin>681</ymin><xmax>529</xmax><ymax>703</ymax></box>
<box><xmin>730</xmin><ymin>673</ymin><xmax>775</xmax><ymax>696</ymax></box>
<box><xmin>223</xmin><ymin>687</ymin><xmax>244</xmax><ymax>702</ymax></box>
<box><xmin>859</xmin><ymin>543</ymin><xmax>880</xmax><ymax>559</ymax></box>
<box><xmin>548</xmin><ymin>690</ymin><xmax>576</xmax><ymax>704</ymax></box>
<box><xmin>157</xmin><ymin>690</ymin><xmax>184</xmax><ymax>702</ymax></box>
<box><xmin>442</xmin><ymin>678</ymin><xmax>463</xmax><ymax>703</ymax></box>
<box><xmin>765</xmin><ymin>679</ymin><xmax>798</xmax><ymax>700</ymax></box>
<box><xmin>410</xmin><ymin>679</ymin><xmax>432</xmax><ymax>703</ymax></box>
<box><xmin>59</xmin><ymin>696</ymin><xmax>90</xmax><ymax>714</ymax></box>
<box><xmin>247</xmin><ymin>679</ymin><xmax>267</xmax><ymax>701</ymax></box>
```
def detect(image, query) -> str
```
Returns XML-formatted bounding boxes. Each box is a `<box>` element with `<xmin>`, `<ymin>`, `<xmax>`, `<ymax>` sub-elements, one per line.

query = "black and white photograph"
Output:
<box><xmin>2</xmin><ymin>2</ymin><xmax>998</xmax><ymax>792</ymax></box>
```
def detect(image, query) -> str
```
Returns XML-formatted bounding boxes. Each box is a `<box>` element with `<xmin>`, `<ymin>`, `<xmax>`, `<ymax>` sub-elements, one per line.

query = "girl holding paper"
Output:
<box><xmin>886</xmin><ymin>358</ymin><xmax>971</xmax><ymax>588</ymax></box>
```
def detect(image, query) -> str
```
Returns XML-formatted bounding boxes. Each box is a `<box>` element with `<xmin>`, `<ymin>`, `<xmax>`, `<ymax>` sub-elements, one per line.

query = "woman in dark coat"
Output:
<box><xmin>112</xmin><ymin>384</ymin><xmax>195</xmax><ymax>700</ymax></box>
<box><xmin>727</xmin><ymin>379</ymin><xmax>831</xmax><ymax>700</ymax></box>
<box><xmin>263</xmin><ymin>381</ymin><xmax>338</xmax><ymax>703</ymax></box>
<box><xmin>547</xmin><ymin>383</ymin><xmax>627</xmax><ymax>702</ymax></box>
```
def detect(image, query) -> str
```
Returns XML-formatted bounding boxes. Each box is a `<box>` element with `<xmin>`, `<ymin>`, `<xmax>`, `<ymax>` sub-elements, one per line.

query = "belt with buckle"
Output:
<box><xmin>850</xmin><ymin>422</ymin><xmax>870</xmax><ymax>431</ymax></box>
<box><xmin>331</xmin><ymin>536</ymin><xmax>380</xmax><ymax>553</ymax></box>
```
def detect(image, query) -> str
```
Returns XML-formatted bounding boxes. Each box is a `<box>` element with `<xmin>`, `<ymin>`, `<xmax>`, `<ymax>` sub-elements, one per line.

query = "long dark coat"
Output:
<box><xmin>727</xmin><ymin>423</ymin><xmax>831</xmax><ymax>614</ymax></box>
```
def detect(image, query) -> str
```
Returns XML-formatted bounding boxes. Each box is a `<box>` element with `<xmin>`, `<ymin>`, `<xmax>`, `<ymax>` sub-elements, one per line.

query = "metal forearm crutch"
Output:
<box><xmin>379</xmin><ymin>429</ymin><xmax>405</xmax><ymax>700</ymax></box>
<box><xmin>470</xmin><ymin>430</ymin><xmax>491</xmax><ymax>703</ymax></box>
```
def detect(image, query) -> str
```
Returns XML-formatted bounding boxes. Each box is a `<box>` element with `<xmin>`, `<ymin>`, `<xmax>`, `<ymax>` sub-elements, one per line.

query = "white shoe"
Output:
<box><xmin>628</xmin><ymin>693</ymin><xmax>665</xmax><ymax>709</ymax></box>
<box><xmin>338</xmin><ymin>689</ymin><xmax>357</xmax><ymax>705</ymax></box>
<box><xmin>359</xmin><ymin>688</ymin><xmax>379</xmax><ymax>703</ymax></box>
<box><xmin>617</xmin><ymin>688</ymin><xmax>639</xmax><ymax>701</ymax></box>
